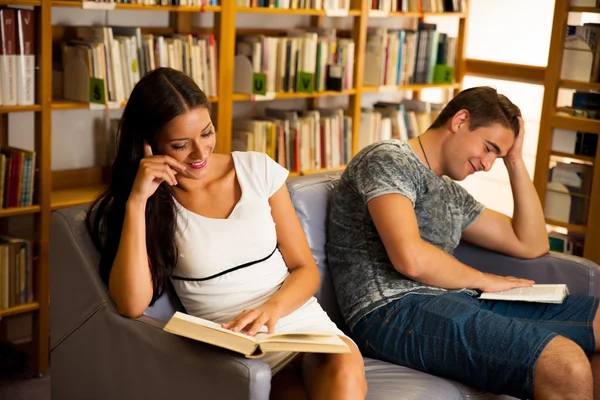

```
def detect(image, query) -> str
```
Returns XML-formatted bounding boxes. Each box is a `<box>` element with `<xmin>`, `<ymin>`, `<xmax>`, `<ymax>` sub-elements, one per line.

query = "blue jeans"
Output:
<box><xmin>351</xmin><ymin>292</ymin><xmax>599</xmax><ymax>399</ymax></box>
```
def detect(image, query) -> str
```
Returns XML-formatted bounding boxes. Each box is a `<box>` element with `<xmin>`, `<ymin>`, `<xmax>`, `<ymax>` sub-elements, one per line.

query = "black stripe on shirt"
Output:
<box><xmin>171</xmin><ymin>246</ymin><xmax>278</xmax><ymax>282</ymax></box>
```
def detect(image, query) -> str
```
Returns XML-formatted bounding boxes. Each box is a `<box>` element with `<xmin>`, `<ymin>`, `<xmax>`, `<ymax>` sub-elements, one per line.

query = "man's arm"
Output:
<box><xmin>461</xmin><ymin>118</ymin><xmax>549</xmax><ymax>259</ymax></box>
<box><xmin>368</xmin><ymin>194</ymin><xmax>534</xmax><ymax>292</ymax></box>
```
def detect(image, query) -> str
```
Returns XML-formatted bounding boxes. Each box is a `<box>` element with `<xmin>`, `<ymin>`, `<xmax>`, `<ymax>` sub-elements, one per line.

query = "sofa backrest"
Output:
<box><xmin>286</xmin><ymin>171</ymin><xmax>350</xmax><ymax>334</ymax></box>
<box><xmin>50</xmin><ymin>205</ymin><xmax>185</xmax><ymax>351</ymax></box>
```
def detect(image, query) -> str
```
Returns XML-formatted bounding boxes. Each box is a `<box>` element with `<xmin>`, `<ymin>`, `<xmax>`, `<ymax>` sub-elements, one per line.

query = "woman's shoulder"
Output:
<box><xmin>231</xmin><ymin>150</ymin><xmax>268</xmax><ymax>166</ymax></box>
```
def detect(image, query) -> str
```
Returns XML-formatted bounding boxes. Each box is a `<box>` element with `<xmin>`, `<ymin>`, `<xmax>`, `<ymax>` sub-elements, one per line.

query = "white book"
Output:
<box><xmin>479</xmin><ymin>284</ymin><xmax>569</xmax><ymax>304</ymax></box>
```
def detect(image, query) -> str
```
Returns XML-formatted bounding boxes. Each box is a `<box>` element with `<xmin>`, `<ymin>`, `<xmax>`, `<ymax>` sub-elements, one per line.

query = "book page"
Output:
<box><xmin>171</xmin><ymin>312</ymin><xmax>257</xmax><ymax>342</ymax></box>
<box><xmin>479</xmin><ymin>284</ymin><xmax>568</xmax><ymax>301</ymax></box>
<box><xmin>258</xmin><ymin>334</ymin><xmax>347</xmax><ymax>346</ymax></box>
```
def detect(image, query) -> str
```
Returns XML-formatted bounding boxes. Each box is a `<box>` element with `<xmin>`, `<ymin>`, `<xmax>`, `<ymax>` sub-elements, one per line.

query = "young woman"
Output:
<box><xmin>87</xmin><ymin>67</ymin><xmax>367</xmax><ymax>399</ymax></box>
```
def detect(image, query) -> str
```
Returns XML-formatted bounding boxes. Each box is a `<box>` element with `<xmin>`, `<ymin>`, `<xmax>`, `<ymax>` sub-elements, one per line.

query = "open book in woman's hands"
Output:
<box><xmin>478</xmin><ymin>284</ymin><xmax>569</xmax><ymax>304</ymax></box>
<box><xmin>163</xmin><ymin>312</ymin><xmax>350</xmax><ymax>358</ymax></box>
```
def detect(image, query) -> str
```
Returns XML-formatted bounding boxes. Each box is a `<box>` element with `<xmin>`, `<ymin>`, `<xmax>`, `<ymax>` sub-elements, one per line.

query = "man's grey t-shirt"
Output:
<box><xmin>327</xmin><ymin>140</ymin><xmax>485</xmax><ymax>330</ymax></box>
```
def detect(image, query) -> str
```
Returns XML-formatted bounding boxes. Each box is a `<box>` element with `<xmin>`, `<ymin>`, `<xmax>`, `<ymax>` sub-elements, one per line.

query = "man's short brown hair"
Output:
<box><xmin>429</xmin><ymin>86</ymin><xmax>521</xmax><ymax>136</ymax></box>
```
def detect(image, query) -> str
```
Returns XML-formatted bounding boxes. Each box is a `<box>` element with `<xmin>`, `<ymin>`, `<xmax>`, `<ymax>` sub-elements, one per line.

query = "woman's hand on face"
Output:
<box><xmin>221</xmin><ymin>303</ymin><xmax>283</xmax><ymax>336</ymax></box>
<box><xmin>128</xmin><ymin>142</ymin><xmax>187</xmax><ymax>204</ymax></box>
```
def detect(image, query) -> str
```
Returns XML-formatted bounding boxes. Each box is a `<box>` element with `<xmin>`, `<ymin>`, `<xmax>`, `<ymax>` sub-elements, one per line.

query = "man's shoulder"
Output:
<box><xmin>345</xmin><ymin>140</ymin><xmax>417</xmax><ymax>176</ymax></box>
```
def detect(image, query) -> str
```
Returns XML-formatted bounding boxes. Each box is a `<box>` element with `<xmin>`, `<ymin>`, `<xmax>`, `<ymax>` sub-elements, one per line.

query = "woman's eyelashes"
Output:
<box><xmin>171</xmin><ymin>132</ymin><xmax>214</xmax><ymax>151</ymax></box>
<box><xmin>172</xmin><ymin>143</ymin><xmax>188</xmax><ymax>151</ymax></box>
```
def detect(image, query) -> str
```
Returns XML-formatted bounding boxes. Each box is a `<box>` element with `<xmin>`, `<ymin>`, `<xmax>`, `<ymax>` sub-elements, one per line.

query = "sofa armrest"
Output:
<box><xmin>454</xmin><ymin>241</ymin><xmax>600</xmax><ymax>296</ymax></box>
<box><xmin>51</xmin><ymin>306</ymin><xmax>272</xmax><ymax>400</ymax></box>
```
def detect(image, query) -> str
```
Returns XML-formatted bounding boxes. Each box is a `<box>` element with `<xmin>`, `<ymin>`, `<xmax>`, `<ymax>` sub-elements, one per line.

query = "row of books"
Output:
<box><xmin>358</xmin><ymin>99</ymin><xmax>442</xmax><ymax>150</ymax></box>
<box><xmin>232</xmin><ymin>107</ymin><xmax>352</xmax><ymax>172</ymax></box>
<box><xmin>236</xmin><ymin>0</ymin><xmax>349</xmax><ymax>10</ymax></box>
<box><xmin>371</xmin><ymin>0</ymin><xmax>466</xmax><ymax>13</ymax></box>
<box><xmin>365</xmin><ymin>24</ymin><xmax>457</xmax><ymax>87</ymax></box>
<box><xmin>0</xmin><ymin>8</ymin><xmax>35</xmax><ymax>107</ymax></box>
<box><xmin>60</xmin><ymin>27</ymin><xmax>218</xmax><ymax>105</ymax></box>
<box><xmin>80</xmin><ymin>0</ymin><xmax>219</xmax><ymax>5</ymax></box>
<box><xmin>0</xmin><ymin>236</ymin><xmax>33</xmax><ymax>310</ymax></box>
<box><xmin>0</xmin><ymin>147</ymin><xmax>35</xmax><ymax>209</ymax></box>
<box><xmin>234</xmin><ymin>29</ymin><xmax>354</xmax><ymax>94</ymax></box>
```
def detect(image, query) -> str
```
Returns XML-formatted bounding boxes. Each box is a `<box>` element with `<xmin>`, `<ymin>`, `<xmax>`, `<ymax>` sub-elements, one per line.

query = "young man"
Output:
<box><xmin>327</xmin><ymin>86</ymin><xmax>600</xmax><ymax>399</ymax></box>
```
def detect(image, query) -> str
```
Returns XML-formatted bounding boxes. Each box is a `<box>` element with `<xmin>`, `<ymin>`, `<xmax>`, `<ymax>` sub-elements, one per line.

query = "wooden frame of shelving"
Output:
<box><xmin>533</xmin><ymin>0</ymin><xmax>600</xmax><ymax>264</ymax></box>
<box><xmin>0</xmin><ymin>0</ymin><xmax>469</xmax><ymax>376</ymax></box>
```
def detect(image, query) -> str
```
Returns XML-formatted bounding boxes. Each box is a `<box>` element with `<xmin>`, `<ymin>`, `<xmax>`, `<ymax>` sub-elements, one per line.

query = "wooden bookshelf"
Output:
<box><xmin>0</xmin><ymin>303</ymin><xmax>40</xmax><ymax>320</ymax></box>
<box><xmin>0</xmin><ymin>0</ymin><xmax>41</xmax><ymax>5</ymax></box>
<box><xmin>534</xmin><ymin>0</ymin><xmax>600</xmax><ymax>265</ymax></box>
<box><xmin>0</xmin><ymin>206</ymin><xmax>41</xmax><ymax>218</ymax></box>
<box><xmin>51</xmin><ymin>184</ymin><xmax>106</xmax><ymax>210</ymax></box>
<box><xmin>4</xmin><ymin>0</ymin><xmax>469</xmax><ymax>377</ymax></box>
<box><xmin>560</xmin><ymin>79</ymin><xmax>600</xmax><ymax>91</ymax></box>
<box><xmin>362</xmin><ymin>83</ymin><xmax>461</xmax><ymax>92</ymax></box>
<box><xmin>236</xmin><ymin>6</ymin><xmax>360</xmax><ymax>16</ymax></box>
<box><xmin>232</xmin><ymin>89</ymin><xmax>356</xmax><ymax>102</ymax></box>
<box><xmin>550</xmin><ymin>151</ymin><xmax>595</xmax><ymax>164</ymax></box>
<box><xmin>51</xmin><ymin>1</ymin><xmax>221</xmax><ymax>12</ymax></box>
<box><xmin>0</xmin><ymin>105</ymin><xmax>42</xmax><ymax>113</ymax></box>
<box><xmin>570</xmin><ymin>6</ymin><xmax>600</xmax><ymax>13</ymax></box>
<box><xmin>545</xmin><ymin>219</ymin><xmax>587</xmax><ymax>234</ymax></box>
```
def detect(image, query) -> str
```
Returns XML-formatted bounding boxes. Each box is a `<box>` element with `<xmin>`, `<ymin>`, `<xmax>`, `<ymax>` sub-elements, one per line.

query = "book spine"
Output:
<box><xmin>16</xmin><ymin>10</ymin><xmax>35</xmax><ymax>106</ymax></box>
<box><xmin>0</xmin><ymin>9</ymin><xmax>17</xmax><ymax>106</ymax></box>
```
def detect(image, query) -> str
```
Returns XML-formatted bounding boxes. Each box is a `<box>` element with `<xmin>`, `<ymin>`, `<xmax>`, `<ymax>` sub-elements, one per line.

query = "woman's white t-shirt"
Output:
<box><xmin>170</xmin><ymin>151</ymin><xmax>346</xmax><ymax>373</ymax></box>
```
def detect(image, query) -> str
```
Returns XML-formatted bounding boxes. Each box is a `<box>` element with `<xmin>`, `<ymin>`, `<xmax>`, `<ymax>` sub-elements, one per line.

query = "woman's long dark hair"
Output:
<box><xmin>87</xmin><ymin>67</ymin><xmax>210</xmax><ymax>305</ymax></box>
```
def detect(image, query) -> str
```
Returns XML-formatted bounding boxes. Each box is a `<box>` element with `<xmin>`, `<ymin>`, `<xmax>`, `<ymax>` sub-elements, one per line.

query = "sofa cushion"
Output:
<box><xmin>286</xmin><ymin>171</ymin><xmax>348</xmax><ymax>334</ymax></box>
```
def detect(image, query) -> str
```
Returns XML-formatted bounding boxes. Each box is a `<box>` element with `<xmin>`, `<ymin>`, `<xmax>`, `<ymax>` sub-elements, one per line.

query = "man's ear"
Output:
<box><xmin>450</xmin><ymin>109</ymin><xmax>469</xmax><ymax>133</ymax></box>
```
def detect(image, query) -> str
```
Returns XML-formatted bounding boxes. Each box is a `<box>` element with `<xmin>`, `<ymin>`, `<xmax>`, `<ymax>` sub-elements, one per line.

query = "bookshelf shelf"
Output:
<box><xmin>362</xmin><ymin>83</ymin><xmax>460</xmax><ymax>92</ymax></box>
<box><xmin>371</xmin><ymin>11</ymin><xmax>421</xmax><ymax>17</ymax></box>
<box><xmin>52</xmin><ymin>97</ymin><xmax>218</xmax><ymax>111</ymax></box>
<box><xmin>236</xmin><ymin>7</ymin><xmax>360</xmax><ymax>16</ymax></box>
<box><xmin>51</xmin><ymin>184</ymin><xmax>106</xmax><ymax>211</ymax></box>
<box><xmin>545</xmin><ymin>218</ymin><xmax>587</xmax><ymax>234</ymax></box>
<box><xmin>422</xmin><ymin>12</ymin><xmax>466</xmax><ymax>17</ymax></box>
<box><xmin>0</xmin><ymin>303</ymin><xmax>40</xmax><ymax>320</ymax></box>
<box><xmin>51</xmin><ymin>100</ymin><xmax>89</xmax><ymax>110</ymax></box>
<box><xmin>51</xmin><ymin>1</ymin><xmax>221</xmax><ymax>12</ymax></box>
<box><xmin>0</xmin><ymin>205</ymin><xmax>41</xmax><ymax>218</ymax></box>
<box><xmin>0</xmin><ymin>105</ymin><xmax>42</xmax><ymax>113</ymax></box>
<box><xmin>552</xmin><ymin>115</ymin><xmax>600</xmax><ymax>135</ymax></box>
<box><xmin>550</xmin><ymin>151</ymin><xmax>595</xmax><ymax>164</ymax></box>
<box><xmin>0</xmin><ymin>0</ymin><xmax>41</xmax><ymax>5</ymax></box>
<box><xmin>570</xmin><ymin>6</ymin><xmax>600</xmax><ymax>13</ymax></box>
<box><xmin>560</xmin><ymin>79</ymin><xmax>600</xmax><ymax>91</ymax></box>
<box><xmin>232</xmin><ymin>89</ymin><xmax>356</xmax><ymax>102</ymax></box>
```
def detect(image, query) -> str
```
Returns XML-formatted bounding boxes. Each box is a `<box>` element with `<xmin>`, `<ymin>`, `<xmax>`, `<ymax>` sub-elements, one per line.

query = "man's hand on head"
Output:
<box><xmin>505</xmin><ymin>116</ymin><xmax>525</xmax><ymax>164</ymax></box>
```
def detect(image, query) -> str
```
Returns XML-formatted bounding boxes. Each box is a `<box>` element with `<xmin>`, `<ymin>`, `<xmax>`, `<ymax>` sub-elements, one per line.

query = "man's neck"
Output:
<box><xmin>408</xmin><ymin>129</ymin><xmax>448</xmax><ymax>177</ymax></box>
